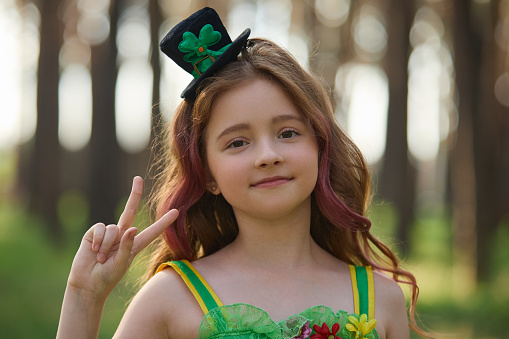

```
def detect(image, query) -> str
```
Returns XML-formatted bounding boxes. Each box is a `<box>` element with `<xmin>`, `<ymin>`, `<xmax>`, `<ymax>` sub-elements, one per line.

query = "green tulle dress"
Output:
<box><xmin>156</xmin><ymin>260</ymin><xmax>379</xmax><ymax>339</ymax></box>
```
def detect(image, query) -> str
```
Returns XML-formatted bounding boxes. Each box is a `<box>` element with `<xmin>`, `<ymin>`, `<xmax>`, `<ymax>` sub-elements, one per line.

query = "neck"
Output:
<box><xmin>226</xmin><ymin>203</ymin><xmax>321</xmax><ymax>270</ymax></box>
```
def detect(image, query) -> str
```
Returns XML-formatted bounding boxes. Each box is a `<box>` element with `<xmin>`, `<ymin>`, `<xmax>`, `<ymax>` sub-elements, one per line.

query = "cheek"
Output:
<box><xmin>298</xmin><ymin>142</ymin><xmax>320</xmax><ymax>186</ymax></box>
<box><xmin>297</xmin><ymin>139</ymin><xmax>319</xmax><ymax>164</ymax></box>
<box><xmin>213</xmin><ymin>160</ymin><xmax>250</xmax><ymax>206</ymax></box>
<box><xmin>208</xmin><ymin>154</ymin><xmax>247</xmax><ymax>188</ymax></box>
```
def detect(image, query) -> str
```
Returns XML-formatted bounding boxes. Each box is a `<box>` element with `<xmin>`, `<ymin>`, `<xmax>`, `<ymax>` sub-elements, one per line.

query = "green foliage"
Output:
<box><xmin>0</xmin><ymin>199</ymin><xmax>507</xmax><ymax>338</ymax></box>
<box><xmin>369</xmin><ymin>202</ymin><xmax>508</xmax><ymax>338</ymax></box>
<box><xmin>0</xmin><ymin>200</ymin><xmax>138</xmax><ymax>338</ymax></box>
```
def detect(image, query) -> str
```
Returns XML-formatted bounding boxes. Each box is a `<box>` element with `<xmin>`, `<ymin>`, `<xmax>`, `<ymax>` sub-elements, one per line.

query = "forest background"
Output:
<box><xmin>0</xmin><ymin>0</ymin><xmax>508</xmax><ymax>338</ymax></box>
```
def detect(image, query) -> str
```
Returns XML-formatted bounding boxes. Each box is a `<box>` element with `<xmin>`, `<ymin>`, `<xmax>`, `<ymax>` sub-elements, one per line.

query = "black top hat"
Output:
<box><xmin>160</xmin><ymin>7</ymin><xmax>251</xmax><ymax>100</ymax></box>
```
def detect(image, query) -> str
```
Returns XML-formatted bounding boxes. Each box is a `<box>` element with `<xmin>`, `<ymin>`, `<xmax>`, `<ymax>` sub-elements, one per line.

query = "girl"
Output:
<box><xmin>57</xmin><ymin>7</ymin><xmax>426</xmax><ymax>339</ymax></box>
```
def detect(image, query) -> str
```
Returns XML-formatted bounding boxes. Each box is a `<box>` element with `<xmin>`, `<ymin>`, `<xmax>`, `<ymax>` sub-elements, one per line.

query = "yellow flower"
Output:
<box><xmin>345</xmin><ymin>314</ymin><xmax>377</xmax><ymax>339</ymax></box>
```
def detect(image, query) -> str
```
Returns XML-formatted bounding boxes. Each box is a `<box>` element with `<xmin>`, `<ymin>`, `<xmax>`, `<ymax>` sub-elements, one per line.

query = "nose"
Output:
<box><xmin>254</xmin><ymin>140</ymin><xmax>283</xmax><ymax>168</ymax></box>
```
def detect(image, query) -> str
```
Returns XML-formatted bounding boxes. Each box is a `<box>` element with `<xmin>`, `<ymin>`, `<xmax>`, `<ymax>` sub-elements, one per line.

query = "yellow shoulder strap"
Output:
<box><xmin>349</xmin><ymin>264</ymin><xmax>375</xmax><ymax>320</ymax></box>
<box><xmin>156</xmin><ymin>260</ymin><xmax>223</xmax><ymax>314</ymax></box>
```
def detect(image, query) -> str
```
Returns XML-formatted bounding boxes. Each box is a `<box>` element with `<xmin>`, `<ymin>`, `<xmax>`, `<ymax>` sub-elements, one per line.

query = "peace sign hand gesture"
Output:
<box><xmin>58</xmin><ymin>177</ymin><xmax>178</xmax><ymax>338</ymax></box>
<box><xmin>66</xmin><ymin>176</ymin><xmax>179</xmax><ymax>302</ymax></box>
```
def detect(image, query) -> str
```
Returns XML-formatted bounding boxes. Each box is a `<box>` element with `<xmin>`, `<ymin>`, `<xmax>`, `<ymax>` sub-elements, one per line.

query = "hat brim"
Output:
<box><xmin>181</xmin><ymin>28</ymin><xmax>251</xmax><ymax>100</ymax></box>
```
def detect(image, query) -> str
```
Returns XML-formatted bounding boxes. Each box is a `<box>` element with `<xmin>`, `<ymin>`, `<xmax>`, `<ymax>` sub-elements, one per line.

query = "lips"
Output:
<box><xmin>251</xmin><ymin>176</ymin><xmax>292</xmax><ymax>188</ymax></box>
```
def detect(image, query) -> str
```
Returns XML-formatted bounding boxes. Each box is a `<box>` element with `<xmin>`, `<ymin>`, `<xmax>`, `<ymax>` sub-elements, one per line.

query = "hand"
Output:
<box><xmin>66</xmin><ymin>176</ymin><xmax>178</xmax><ymax>302</ymax></box>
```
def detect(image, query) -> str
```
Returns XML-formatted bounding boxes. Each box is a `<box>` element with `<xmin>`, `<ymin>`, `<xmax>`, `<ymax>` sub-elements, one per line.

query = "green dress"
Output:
<box><xmin>156</xmin><ymin>260</ymin><xmax>380</xmax><ymax>339</ymax></box>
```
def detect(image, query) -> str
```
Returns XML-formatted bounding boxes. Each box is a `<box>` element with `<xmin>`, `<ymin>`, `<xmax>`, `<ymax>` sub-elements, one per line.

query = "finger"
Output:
<box><xmin>91</xmin><ymin>223</ymin><xmax>106</xmax><ymax>252</ymax></box>
<box><xmin>115</xmin><ymin>227</ymin><xmax>138</xmax><ymax>268</ymax></box>
<box><xmin>132</xmin><ymin>209</ymin><xmax>179</xmax><ymax>256</ymax></box>
<box><xmin>117</xmin><ymin>176</ymin><xmax>143</xmax><ymax>233</ymax></box>
<box><xmin>97</xmin><ymin>225</ymin><xmax>120</xmax><ymax>264</ymax></box>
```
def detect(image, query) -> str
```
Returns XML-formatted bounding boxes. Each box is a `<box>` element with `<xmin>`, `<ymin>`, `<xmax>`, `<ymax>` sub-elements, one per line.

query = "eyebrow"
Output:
<box><xmin>273</xmin><ymin>114</ymin><xmax>305</xmax><ymax>125</ymax></box>
<box><xmin>216</xmin><ymin>123</ymin><xmax>250</xmax><ymax>141</ymax></box>
<box><xmin>216</xmin><ymin>114</ymin><xmax>305</xmax><ymax>141</ymax></box>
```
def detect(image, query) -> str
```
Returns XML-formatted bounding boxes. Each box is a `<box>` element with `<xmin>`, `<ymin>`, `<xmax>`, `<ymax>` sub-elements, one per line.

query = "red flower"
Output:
<box><xmin>311</xmin><ymin>322</ymin><xmax>342</xmax><ymax>339</ymax></box>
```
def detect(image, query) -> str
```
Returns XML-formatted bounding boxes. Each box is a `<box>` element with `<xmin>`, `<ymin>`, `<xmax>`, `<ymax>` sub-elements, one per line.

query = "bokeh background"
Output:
<box><xmin>1</xmin><ymin>0</ymin><xmax>508</xmax><ymax>338</ymax></box>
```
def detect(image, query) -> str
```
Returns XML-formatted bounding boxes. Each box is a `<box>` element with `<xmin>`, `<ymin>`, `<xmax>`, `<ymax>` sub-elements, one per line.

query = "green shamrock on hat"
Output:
<box><xmin>178</xmin><ymin>24</ymin><xmax>232</xmax><ymax>78</ymax></box>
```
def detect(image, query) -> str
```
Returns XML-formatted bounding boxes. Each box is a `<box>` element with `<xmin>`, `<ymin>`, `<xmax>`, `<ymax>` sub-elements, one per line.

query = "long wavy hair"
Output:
<box><xmin>147</xmin><ymin>38</ymin><xmax>427</xmax><ymax>336</ymax></box>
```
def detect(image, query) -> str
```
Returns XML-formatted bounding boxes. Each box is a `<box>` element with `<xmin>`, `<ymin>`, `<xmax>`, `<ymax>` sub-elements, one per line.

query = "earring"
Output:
<box><xmin>211</xmin><ymin>185</ymin><xmax>217</xmax><ymax>192</ymax></box>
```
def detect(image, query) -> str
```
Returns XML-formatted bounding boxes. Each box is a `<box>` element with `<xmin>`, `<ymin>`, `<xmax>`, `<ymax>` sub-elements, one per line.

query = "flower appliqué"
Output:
<box><xmin>293</xmin><ymin>321</ymin><xmax>312</xmax><ymax>339</ymax></box>
<box><xmin>311</xmin><ymin>322</ymin><xmax>342</xmax><ymax>339</ymax></box>
<box><xmin>345</xmin><ymin>314</ymin><xmax>377</xmax><ymax>339</ymax></box>
<box><xmin>178</xmin><ymin>24</ymin><xmax>231</xmax><ymax>78</ymax></box>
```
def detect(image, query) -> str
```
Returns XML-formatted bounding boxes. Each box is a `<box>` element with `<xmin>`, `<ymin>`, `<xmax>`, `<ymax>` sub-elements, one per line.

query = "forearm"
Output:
<box><xmin>57</xmin><ymin>285</ymin><xmax>106</xmax><ymax>339</ymax></box>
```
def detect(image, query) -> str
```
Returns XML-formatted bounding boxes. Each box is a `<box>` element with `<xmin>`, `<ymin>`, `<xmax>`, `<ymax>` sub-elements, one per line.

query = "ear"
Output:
<box><xmin>206</xmin><ymin>181</ymin><xmax>221</xmax><ymax>195</ymax></box>
<box><xmin>204</xmin><ymin>162</ymin><xmax>221</xmax><ymax>195</ymax></box>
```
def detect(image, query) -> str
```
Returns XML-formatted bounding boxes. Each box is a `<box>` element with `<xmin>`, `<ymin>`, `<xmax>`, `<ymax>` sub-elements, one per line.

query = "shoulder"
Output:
<box><xmin>372</xmin><ymin>270</ymin><xmax>405</xmax><ymax>305</ymax></box>
<box><xmin>372</xmin><ymin>270</ymin><xmax>410</xmax><ymax>339</ymax></box>
<box><xmin>114</xmin><ymin>265</ymin><xmax>203</xmax><ymax>339</ymax></box>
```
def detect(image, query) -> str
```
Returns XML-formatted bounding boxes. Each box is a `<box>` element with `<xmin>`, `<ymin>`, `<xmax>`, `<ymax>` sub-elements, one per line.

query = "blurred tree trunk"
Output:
<box><xmin>451</xmin><ymin>0</ymin><xmax>509</xmax><ymax>285</ymax></box>
<box><xmin>304</xmin><ymin>0</ymin><xmax>349</xmax><ymax>95</ymax></box>
<box><xmin>305</xmin><ymin>0</ymin><xmax>319</xmax><ymax>70</ymax></box>
<box><xmin>31</xmin><ymin>0</ymin><xmax>63</xmax><ymax>240</ymax></box>
<box><xmin>450</xmin><ymin>0</ymin><xmax>481</xmax><ymax>288</ymax></box>
<box><xmin>58</xmin><ymin>1</ymin><xmax>91</xmax><ymax>198</ymax></box>
<box><xmin>380</xmin><ymin>0</ymin><xmax>415</xmax><ymax>255</ymax></box>
<box><xmin>149</xmin><ymin>0</ymin><xmax>162</xmax><ymax>146</ymax></box>
<box><xmin>497</xmin><ymin>0</ymin><xmax>509</xmax><ymax>260</ymax></box>
<box><xmin>136</xmin><ymin>0</ymin><xmax>164</xmax><ymax>199</ymax></box>
<box><xmin>473</xmin><ymin>0</ymin><xmax>507</xmax><ymax>282</ymax></box>
<box><xmin>88</xmin><ymin>0</ymin><xmax>123</xmax><ymax>225</ymax></box>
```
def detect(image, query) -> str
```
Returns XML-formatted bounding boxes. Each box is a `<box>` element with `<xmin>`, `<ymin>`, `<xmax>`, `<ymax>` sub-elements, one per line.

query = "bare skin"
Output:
<box><xmin>113</xmin><ymin>222</ymin><xmax>409</xmax><ymax>339</ymax></box>
<box><xmin>57</xmin><ymin>80</ymin><xmax>410</xmax><ymax>339</ymax></box>
<box><xmin>56</xmin><ymin>176</ymin><xmax>179</xmax><ymax>339</ymax></box>
<box><xmin>111</xmin><ymin>79</ymin><xmax>410</xmax><ymax>339</ymax></box>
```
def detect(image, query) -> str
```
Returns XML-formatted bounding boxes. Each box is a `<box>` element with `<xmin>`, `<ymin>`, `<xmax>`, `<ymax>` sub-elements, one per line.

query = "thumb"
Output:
<box><xmin>115</xmin><ymin>227</ymin><xmax>138</xmax><ymax>268</ymax></box>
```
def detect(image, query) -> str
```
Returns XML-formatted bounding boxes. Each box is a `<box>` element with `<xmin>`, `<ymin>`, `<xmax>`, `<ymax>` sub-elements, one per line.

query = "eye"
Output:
<box><xmin>227</xmin><ymin>139</ymin><xmax>247</xmax><ymax>149</ymax></box>
<box><xmin>279</xmin><ymin>129</ymin><xmax>299</xmax><ymax>139</ymax></box>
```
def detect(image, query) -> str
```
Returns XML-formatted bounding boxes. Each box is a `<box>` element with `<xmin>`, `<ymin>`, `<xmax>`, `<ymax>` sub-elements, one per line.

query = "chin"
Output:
<box><xmin>240</xmin><ymin>199</ymin><xmax>312</xmax><ymax>221</ymax></box>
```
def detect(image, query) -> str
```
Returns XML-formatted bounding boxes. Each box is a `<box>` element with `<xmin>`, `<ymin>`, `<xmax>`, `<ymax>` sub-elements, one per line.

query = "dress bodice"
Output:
<box><xmin>156</xmin><ymin>260</ymin><xmax>379</xmax><ymax>339</ymax></box>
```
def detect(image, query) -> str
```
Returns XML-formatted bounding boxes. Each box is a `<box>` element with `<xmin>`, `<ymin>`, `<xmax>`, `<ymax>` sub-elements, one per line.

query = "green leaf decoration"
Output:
<box><xmin>198</xmin><ymin>24</ymin><xmax>222</xmax><ymax>46</ymax></box>
<box><xmin>178</xmin><ymin>24</ymin><xmax>231</xmax><ymax>78</ymax></box>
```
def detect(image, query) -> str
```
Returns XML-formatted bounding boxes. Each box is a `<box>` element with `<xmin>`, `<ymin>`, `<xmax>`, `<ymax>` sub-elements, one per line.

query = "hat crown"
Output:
<box><xmin>159</xmin><ymin>7</ymin><xmax>250</xmax><ymax>100</ymax></box>
<box><xmin>160</xmin><ymin>7</ymin><xmax>233</xmax><ymax>76</ymax></box>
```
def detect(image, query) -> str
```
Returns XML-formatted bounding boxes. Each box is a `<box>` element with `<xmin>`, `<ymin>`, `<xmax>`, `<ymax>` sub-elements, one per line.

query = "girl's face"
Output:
<box><xmin>204</xmin><ymin>78</ymin><xmax>319</xmax><ymax>222</ymax></box>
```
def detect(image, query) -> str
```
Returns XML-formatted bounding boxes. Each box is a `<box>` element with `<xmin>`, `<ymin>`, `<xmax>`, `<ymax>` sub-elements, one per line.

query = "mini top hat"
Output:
<box><xmin>160</xmin><ymin>7</ymin><xmax>251</xmax><ymax>100</ymax></box>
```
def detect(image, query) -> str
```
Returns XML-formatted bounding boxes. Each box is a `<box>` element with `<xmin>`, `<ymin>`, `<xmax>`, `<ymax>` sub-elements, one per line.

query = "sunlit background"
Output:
<box><xmin>1</xmin><ymin>0</ymin><xmax>509</xmax><ymax>338</ymax></box>
<box><xmin>0</xmin><ymin>0</ymin><xmax>456</xmax><ymax>160</ymax></box>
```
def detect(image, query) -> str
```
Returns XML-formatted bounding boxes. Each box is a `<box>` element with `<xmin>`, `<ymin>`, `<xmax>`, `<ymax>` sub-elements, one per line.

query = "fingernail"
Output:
<box><xmin>130</xmin><ymin>231</ymin><xmax>136</xmax><ymax>240</ymax></box>
<box><xmin>93</xmin><ymin>244</ymin><xmax>100</xmax><ymax>252</ymax></box>
<box><xmin>97</xmin><ymin>253</ymin><xmax>106</xmax><ymax>263</ymax></box>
